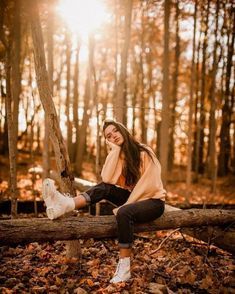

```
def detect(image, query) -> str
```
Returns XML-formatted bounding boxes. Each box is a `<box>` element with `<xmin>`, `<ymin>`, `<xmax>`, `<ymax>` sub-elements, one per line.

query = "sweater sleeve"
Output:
<box><xmin>113</xmin><ymin>148</ymin><xmax>166</xmax><ymax>215</ymax></box>
<box><xmin>101</xmin><ymin>145</ymin><xmax>122</xmax><ymax>184</ymax></box>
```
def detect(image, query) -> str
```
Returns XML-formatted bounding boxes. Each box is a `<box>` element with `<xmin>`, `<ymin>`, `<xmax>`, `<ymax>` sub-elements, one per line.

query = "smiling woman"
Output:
<box><xmin>56</xmin><ymin>0</ymin><xmax>109</xmax><ymax>39</ymax></box>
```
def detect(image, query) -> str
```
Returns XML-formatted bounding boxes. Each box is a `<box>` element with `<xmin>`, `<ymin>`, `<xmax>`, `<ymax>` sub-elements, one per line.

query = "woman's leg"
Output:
<box><xmin>79</xmin><ymin>182</ymin><xmax>130</xmax><ymax>207</ymax></box>
<box><xmin>43</xmin><ymin>179</ymin><xmax>130</xmax><ymax>219</ymax></box>
<box><xmin>116</xmin><ymin>199</ymin><xmax>165</xmax><ymax>247</ymax></box>
<box><xmin>110</xmin><ymin>199</ymin><xmax>165</xmax><ymax>283</ymax></box>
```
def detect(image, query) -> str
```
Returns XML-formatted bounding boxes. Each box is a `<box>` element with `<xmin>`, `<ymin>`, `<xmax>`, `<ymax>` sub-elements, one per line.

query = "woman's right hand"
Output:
<box><xmin>105</xmin><ymin>139</ymin><xmax>120</xmax><ymax>150</ymax></box>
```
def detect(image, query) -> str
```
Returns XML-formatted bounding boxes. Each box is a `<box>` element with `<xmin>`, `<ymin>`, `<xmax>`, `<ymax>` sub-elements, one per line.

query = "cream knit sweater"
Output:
<box><xmin>101</xmin><ymin>144</ymin><xmax>166</xmax><ymax>214</ymax></box>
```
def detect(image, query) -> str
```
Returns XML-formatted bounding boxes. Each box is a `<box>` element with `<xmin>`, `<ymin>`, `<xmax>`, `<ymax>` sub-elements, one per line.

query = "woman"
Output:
<box><xmin>42</xmin><ymin>119</ymin><xmax>166</xmax><ymax>283</ymax></box>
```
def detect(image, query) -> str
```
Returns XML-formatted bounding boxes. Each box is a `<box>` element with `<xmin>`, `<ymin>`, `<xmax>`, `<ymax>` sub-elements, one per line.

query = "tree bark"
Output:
<box><xmin>74</xmin><ymin>78</ymin><xmax>90</xmax><ymax>175</ymax></box>
<box><xmin>6</xmin><ymin>49</ymin><xmax>18</xmax><ymax>217</ymax></box>
<box><xmin>198</xmin><ymin>0</ymin><xmax>210</xmax><ymax>174</ymax></box>
<box><xmin>192</xmin><ymin>30</ymin><xmax>201</xmax><ymax>180</ymax></box>
<box><xmin>72</xmin><ymin>39</ymin><xmax>80</xmax><ymax>162</ymax></box>
<box><xmin>140</xmin><ymin>3</ymin><xmax>147</xmax><ymax>144</ymax></box>
<box><xmin>115</xmin><ymin>0</ymin><xmax>133</xmax><ymax>123</ymax></box>
<box><xmin>9</xmin><ymin>0</ymin><xmax>21</xmax><ymax>217</ymax></box>
<box><xmin>28</xmin><ymin>0</ymin><xmax>75</xmax><ymax>194</ymax></box>
<box><xmin>168</xmin><ymin>0</ymin><xmax>180</xmax><ymax>171</ymax></box>
<box><xmin>28</xmin><ymin>0</ymin><xmax>81</xmax><ymax>258</ymax></box>
<box><xmin>186</xmin><ymin>0</ymin><xmax>197</xmax><ymax>193</ymax></box>
<box><xmin>65</xmin><ymin>31</ymin><xmax>73</xmax><ymax>160</ymax></box>
<box><xmin>43</xmin><ymin>2</ymin><xmax>54</xmax><ymax>180</ymax></box>
<box><xmin>218</xmin><ymin>6</ymin><xmax>235</xmax><ymax>176</ymax></box>
<box><xmin>206</xmin><ymin>0</ymin><xmax>220</xmax><ymax>192</ymax></box>
<box><xmin>159</xmin><ymin>0</ymin><xmax>171</xmax><ymax>185</ymax></box>
<box><xmin>0</xmin><ymin>209</ymin><xmax>234</xmax><ymax>252</ymax></box>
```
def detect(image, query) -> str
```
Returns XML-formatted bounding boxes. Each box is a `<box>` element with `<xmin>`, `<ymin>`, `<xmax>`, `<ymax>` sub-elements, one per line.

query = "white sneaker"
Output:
<box><xmin>42</xmin><ymin>178</ymin><xmax>75</xmax><ymax>220</ymax></box>
<box><xmin>110</xmin><ymin>257</ymin><xmax>131</xmax><ymax>283</ymax></box>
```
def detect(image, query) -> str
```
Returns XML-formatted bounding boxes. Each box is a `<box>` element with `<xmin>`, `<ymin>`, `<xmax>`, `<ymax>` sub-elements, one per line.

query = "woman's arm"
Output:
<box><xmin>113</xmin><ymin>149</ymin><xmax>166</xmax><ymax>214</ymax></box>
<box><xmin>127</xmin><ymin>149</ymin><xmax>165</xmax><ymax>202</ymax></box>
<box><xmin>101</xmin><ymin>141</ymin><xmax>122</xmax><ymax>184</ymax></box>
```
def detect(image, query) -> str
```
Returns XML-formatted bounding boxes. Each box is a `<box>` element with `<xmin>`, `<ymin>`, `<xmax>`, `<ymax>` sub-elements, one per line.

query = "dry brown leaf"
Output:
<box><xmin>199</xmin><ymin>275</ymin><xmax>214</xmax><ymax>289</ymax></box>
<box><xmin>86</xmin><ymin>258</ymin><xmax>100</xmax><ymax>267</ymax></box>
<box><xmin>91</xmin><ymin>269</ymin><xmax>99</xmax><ymax>279</ymax></box>
<box><xmin>74</xmin><ymin>287</ymin><xmax>88</xmax><ymax>294</ymax></box>
<box><xmin>86</xmin><ymin>278</ymin><xmax>94</xmax><ymax>287</ymax></box>
<box><xmin>55</xmin><ymin>276</ymin><xmax>63</xmax><ymax>286</ymax></box>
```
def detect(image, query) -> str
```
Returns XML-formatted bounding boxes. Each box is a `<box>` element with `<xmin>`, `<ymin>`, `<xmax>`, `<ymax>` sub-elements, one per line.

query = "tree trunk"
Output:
<box><xmin>43</xmin><ymin>2</ymin><xmax>54</xmax><ymax>180</ymax></box>
<box><xmin>207</xmin><ymin>0</ymin><xmax>220</xmax><ymax>192</ymax></box>
<box><xmin>218</xmin><ymin>7</ymin><xmax>235</xmax><ymax>176</ymax></box>
<box><xmin>28</xmin><ymin>0</ymin><xmax>80</xmax><ymax>257</ymax></box>
<box><xmin>192</xmin><ymin>30</ymin><xmax>201</xmax><ymax>180</ymax></box>
<box><xmin>6</xmin><ymin>50</ymin><xmax>18</xmax><ymax>218</ymax></box>
<box><xmin>168</xmin><ymin>0</ymin><xmax>180</xmax><ymax>171</ymax></box>
<box><xmin>72</xmin><ymin>40</ymin><xmax>80</xmax><ymax>162</ymax></box>
<box><xmin>198</xmin><ymin>0</ymin><xmax>210</xmax><ymax>174</ymax></box>
<box><xmin>0</xmin><ymin>209</ymin><xmax>234</xmax><ymax>253</ymax></box>
<box><xmin>74</xmin><ymin>79</ymin><xmax>90</xmax><ymax>175</ymax></box>
<box><xmin>65</xmin><ymin>32</ymin><xmax>73</xmax><ymax>160</ymax></box>
<box><xmin>140</xmin><ymin>4</ymin><xmax>147</xmax><ymax>144</ymax></box>
<box><xmin>186</xmin><ymin>0</ymin><xmax>197</xmax><ymax>193</ymax></box>
<box><xmin>74</xmin><ymin>36</ymin><xmax>96</xmax><ymax>176</ymax></box>
<box><xmin>0</xmin><ymin>86</ymin><xmax>8</xmax><ymax>155</ymax></box>
<box><xmin>182</xmin><ymin>226</ymin><xmax>235</xmax><ymax>255</ymax></box>
<box><xmin>159</xmin><ymin>0</ymin><xmax>171</xmax><ymax>185</ymax></box>
<box><xmin>115</xmin><ymin>0</ymin><xmax>132</xmax><ymax>123</ymax></box>
<box><xmin>28</xmin><ymin>0</ymin><xmax>75</xmax><ymax>194</ymax></box>
<box><xmin>114</xmin><ymin>0</ymin><xmax>119</xmax><ymax>101</ymax></box>
<box><xmin>9</xmin><ymin>0</ymin><xmax>21</xmax><ymax>217</ymax></box>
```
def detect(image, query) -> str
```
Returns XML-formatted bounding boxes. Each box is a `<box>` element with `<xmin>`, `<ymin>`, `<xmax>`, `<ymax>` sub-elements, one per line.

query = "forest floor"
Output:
<box><xmin>0</xmin><ymin>153</ymin><xmax>234</xmax><ymax>293</ymax></box>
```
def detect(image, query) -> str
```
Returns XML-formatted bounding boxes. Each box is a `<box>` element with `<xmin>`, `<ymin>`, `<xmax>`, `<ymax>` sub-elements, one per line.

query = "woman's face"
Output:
<box><xmin>104</xmin><ymin>124</ymin><xmax>124</xmax><ymax>146</ymax></box>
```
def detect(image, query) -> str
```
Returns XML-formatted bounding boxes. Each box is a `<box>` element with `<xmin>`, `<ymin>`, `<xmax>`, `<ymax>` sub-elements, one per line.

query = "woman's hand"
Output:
<box><xmin>105</xmin><ymin>139</ymin><xmax>120</xmax><ymax>150</ymax></box>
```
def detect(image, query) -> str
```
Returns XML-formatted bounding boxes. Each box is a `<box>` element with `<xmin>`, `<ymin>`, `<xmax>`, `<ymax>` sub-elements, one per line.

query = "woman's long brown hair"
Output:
<box><xmin>103</xmin><ymin>120</ymin><xmax>154</xmax><ymax>186</ymax></box>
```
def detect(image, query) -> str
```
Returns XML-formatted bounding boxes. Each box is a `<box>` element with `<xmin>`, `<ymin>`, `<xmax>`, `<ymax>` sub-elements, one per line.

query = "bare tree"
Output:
<box><xmin>0</xmin><ymin>0</ymin><xmax>21</xmax><ymax>217</ymax></box>
<box><xmin>65</xmin><ymin>31</ymin><xmax>73</xmax><ymax>159</ymax></box>
<box><xmin>168</xmin><ymin>0</ymin><xmax>180</xmax><ymax>171</ymax></box>
<box><xmin>28</xmin><ymin>0</ymin><xmax>75</xmax><ymax>194</ymax></box>
<box><xmin>186</xmin><ymin>0</ymin><xmax>197</xmax><ymax>195</ymax></box>
<box><xmin>74</xmin><ymin>36</ymin><xmax>95</xmax><ymax>176</ymax></box>
<box><xmin>159</xmin><ymin>0</ymin><xmax>171</xmax><ymax>185</ymax></box>
<box><xmin>218</xmin><ymin>5</ymin><xmax>235</xmax><ymax>176</ymax></box>
<box><xmin>72</xmin><ymin>39</ymin><xmax>80</xmax><ymax>162</ymax></box>
<box><xmin>43</xmin><ymin>2</ymin><xmax>54</xmax><ymax>179</ymax></box>
<box><xmin>207</xmin><ymin>0</ymin><xmax>220</xmax><ymax>192</ymax></box>
<box><xmin>115</xmin><ymin>0</ymin><xmax>133</xmax><ymax>124</ymax></box>
<box><xmin>28</xmin><ymin>0</ymin><xmax>81</xmax><ymax>258</ymax></box>
<box><xmin>198</xmin><ymin>0</ymin><xmax>210</xmax><ymax>173</ymax></box>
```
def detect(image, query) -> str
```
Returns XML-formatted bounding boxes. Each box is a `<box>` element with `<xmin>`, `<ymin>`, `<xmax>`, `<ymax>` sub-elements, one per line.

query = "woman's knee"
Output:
<box><xmin>116</xmin><ymin>205</ymin><xmax>133</xmax><ymax>222</ymax></box>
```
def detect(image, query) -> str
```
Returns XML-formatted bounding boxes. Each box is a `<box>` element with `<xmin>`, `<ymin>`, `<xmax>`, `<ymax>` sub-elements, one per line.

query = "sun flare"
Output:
<box><xmin>57</xmin><ymin>0</ymin><xmax>109</xmax><ymax>40</ymax></box>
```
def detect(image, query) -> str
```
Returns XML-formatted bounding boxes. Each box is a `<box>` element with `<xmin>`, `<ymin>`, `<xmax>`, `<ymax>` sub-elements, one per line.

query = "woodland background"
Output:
<box><xmin>0</xmin><ymin>0</ymin><xmax>234</xmax><ymax>293</ymax></box>
<box><xmin>0</xmin><ymin>0</ymin><xmax>234</xmax><ymax>203</ymax></box>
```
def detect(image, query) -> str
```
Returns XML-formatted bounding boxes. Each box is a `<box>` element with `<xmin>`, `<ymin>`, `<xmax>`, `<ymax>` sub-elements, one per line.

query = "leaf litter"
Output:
<box><xmin>0</xmin><ymin>230</ymin><xmax>234</xmax><ymax>293</ymax></box>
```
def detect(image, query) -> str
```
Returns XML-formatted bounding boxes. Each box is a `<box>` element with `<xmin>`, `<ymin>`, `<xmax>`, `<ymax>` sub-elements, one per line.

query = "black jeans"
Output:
<box><xmin>82</xmin><ymin>182</ymin><xmax>165</xmax><ymax>248</ymax></box>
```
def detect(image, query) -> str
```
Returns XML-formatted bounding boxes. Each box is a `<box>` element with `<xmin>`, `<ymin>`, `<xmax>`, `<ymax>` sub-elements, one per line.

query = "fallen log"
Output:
<box><xmin>0</xmin><ymin>209</ymin><xmax>234</xmax><ymax>251</ymax></box>
<box><xmin>1</xmin><ymin>199</ymin><xmax>235</xmax><ymax>215</ymax></box>
<box><xmin>182</xmin><ymin>226</ymin><xmax>235</xmax><ymax>254</ymax></box>
<box><xmin>71</xmin><ymin>178</ymin><xmax>235</xmax><ymax>253</ymax></box>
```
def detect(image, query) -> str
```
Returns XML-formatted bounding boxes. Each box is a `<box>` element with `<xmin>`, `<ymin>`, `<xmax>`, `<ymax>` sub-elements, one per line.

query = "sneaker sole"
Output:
<box><xmin>46</xmin><ymin>207</ymin><xmax>71</xmax><ymax>220</ymax></box>
<box><xmin>110</xmin><ymin>275</ymin><xmax>131</xmax><ymax>283</ymax></box>
<box><xmin>46</xmin><ymin>207</ymin><xmax>55</xmax><ymax>220</ymax></box>
<box><xmin>42</xmin><ymin>178</ymin><xmax>55</xmax><ymax>202</ymax></box>
<box><xmin>42</xmin><ymin>179</ymin><xmax>57</xmax><ymax>220</ymax></box>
